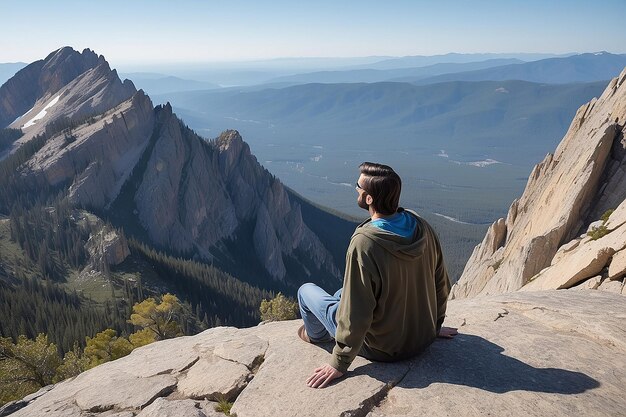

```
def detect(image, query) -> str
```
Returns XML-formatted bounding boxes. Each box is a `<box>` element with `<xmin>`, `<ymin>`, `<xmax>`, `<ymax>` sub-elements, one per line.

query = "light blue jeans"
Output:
<box><xmin>297</xmin><ymin>283</ymin><xmax>342</xmax><ymax>342</ymax></box>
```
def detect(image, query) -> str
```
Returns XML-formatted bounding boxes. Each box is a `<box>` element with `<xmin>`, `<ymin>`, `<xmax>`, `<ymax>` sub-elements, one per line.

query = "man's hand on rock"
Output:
<box><xmin>306</xmin><ymin>364</ymin><xmax>344</xmax><ymax>388</ymax></box>
<box><xmin>438</xmin><ymin>326</ymin><xmax>458</xmax><ymax>339</ymax></box>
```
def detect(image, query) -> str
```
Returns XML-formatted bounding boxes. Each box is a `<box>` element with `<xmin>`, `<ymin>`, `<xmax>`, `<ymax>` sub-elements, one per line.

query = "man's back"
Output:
<box><xmin>331</xmin><ymin>209</ymin><xmax>451</xmax><ymax>373</ymax></box>
<box><xmin>302</xmin><ymin>162</ymin><xmax>455</xmax><ymax>388</ymax></box>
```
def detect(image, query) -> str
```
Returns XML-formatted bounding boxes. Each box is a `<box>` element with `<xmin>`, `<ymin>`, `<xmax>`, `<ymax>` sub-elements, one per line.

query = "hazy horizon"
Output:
<box><xmin>1</xmin><ymin>0</ymin><xmax>624</xmax><ymax>67</ymax></box>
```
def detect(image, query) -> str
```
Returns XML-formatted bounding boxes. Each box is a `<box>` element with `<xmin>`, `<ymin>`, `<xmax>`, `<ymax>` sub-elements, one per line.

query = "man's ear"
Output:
<box><xmin>366</xmin><ymin>194</ymin><xmax>373</xmax><ymax>205</ymax></box>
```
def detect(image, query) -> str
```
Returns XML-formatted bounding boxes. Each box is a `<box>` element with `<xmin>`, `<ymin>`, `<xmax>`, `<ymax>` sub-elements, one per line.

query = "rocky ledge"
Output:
<box><xmin>3</xmin><ymin>291</ymin><xmax>625</xmax><ymax>417</ymax></box>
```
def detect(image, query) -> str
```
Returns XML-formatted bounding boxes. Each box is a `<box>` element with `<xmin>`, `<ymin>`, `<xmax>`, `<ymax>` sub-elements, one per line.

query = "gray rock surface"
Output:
<box><xmin>133</xmin><ymin>110</ymin><xmax>339</xmax><ymax>281</ymax></box>
<box><xmin>9</xmin><ymin>291</ymin><xmax>625</xmax><ymax>417</ymax></box>
<box><xmin>74</xmin><ymin>373</ymin><xmax>177</xmax><ymax>412</ymax></box>
<box><xmin>24</xmin><ymin>89</ymin><xmax>154</xmax><ymax>208</ymax></box>
<box><xmin>0</xmin><ymin>47</ymin><xmax>101</xmax><ymax>128</ymax></box>
<box><xmin>598</xmin><ymin>278</ymin><xmax>625</xmax><ymax>293</ymax></box>
<box><xmin>609</xmin><ymin>248</ymin><xmax>626</xmax><ymax>280</ymax></box>
<box><xmin>453</xmin><ymin>67</ymin><xmax>626</xmax><ymax>298</ymax></box>
<box><xmin>136</xmin><ymin>398</ymin><xmax>209</xmax><ymax>417</ymax></box>
<box><xmin>230</xmin><ymin>321</ymin><xmax>411</xmax><ymax>417</ymax></box>
<box><xmin>369</xmin><ymin>291</ymin><xmax>625</xmax><ymax>417</ymax></box>
<box><xmin>177</xmin><ymin>355</ymin><xmax>250</xmax><ymax>401</ymax></box>
<box><xmin>84</xmin><ymin>226</ymin><xmax>130</xmax><ymax>268</ymax></box>
<box><xmin>212</xmin><ymin>334</ymin><xmax>268</xmax><ymax>368</ymax></box>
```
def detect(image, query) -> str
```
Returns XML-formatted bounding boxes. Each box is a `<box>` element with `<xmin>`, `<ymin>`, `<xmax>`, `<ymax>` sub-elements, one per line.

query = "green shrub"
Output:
<box><xmin>260</xmin><ymin>292</ymin><xmax>299</xmax><ymax>322</ymax></box>
<box><xmin>491</xmin><ymin>259</ymin><xmax>503</xmax><ymax>271</ymax></box>
<box><xmin>587</xmin><ymin>225</ymin><xmax>609</xmax><ymax>240</ymax></box>
<box><xmin>601</xmin><ymin>209</ymin><xmax>614</xmax><ymax>224</ymax></box>
<box><xmin>214</xmin><ymin>397</ymin><xmax>234</xmax><ymax>415</ymax></box>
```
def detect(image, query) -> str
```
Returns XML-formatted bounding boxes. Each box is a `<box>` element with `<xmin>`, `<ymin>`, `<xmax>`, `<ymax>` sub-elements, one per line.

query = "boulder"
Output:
<box><xmin>608</xmin><ymin>249</ymin><xmax>626</xmax><ymax>280</ymax></box>
<box><xmin>586</xmin><ymin>220</ymin><xmax>604</xmax><ymax>233</ymax></box>
<box><xmin>573</xmin><ymin>275</ymin><xmax>602</xmax><ymax>290</ymax></box>
<box><xmin>522</xmin><ymin>223</ymin><xmax>626</xmax><ymax>290</ymax></box>
<box><xmin>597</xmin><ymin>279</ymin><xmax>624</xmax><ymax>294</ymax></box>
<box><xmin>605</xmin><ymin>198</ymin><xmax>626</xmax><ymax>231</ymax></box>
<box><xmin>84</xmin><ymin>228</ymin><xmax>130</xmax><ymax>268</ymax></box>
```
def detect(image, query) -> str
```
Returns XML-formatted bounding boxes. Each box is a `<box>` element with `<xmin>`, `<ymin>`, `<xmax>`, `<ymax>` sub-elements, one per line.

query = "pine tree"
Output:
<box><xmin>128</xmin><ymin>294</ymin><xmax>183</xmax><ymax>340</ymax></box>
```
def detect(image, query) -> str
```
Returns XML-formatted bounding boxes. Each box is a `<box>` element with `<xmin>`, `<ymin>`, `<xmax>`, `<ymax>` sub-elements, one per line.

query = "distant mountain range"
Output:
<box><xmin>159</xmin><ymin>79</ymin><xmax>605</xmax><ymax>163</ymax></box>
<box><xmin>353</xmin><ymin>52</ymin><xmax>573</xmax><ymax>70</ymax></box>
<box><xmin>3</xmin><ymin>52</ymin><xmax>618</xmax><ymax>91</ymax></box>
<box><xmin>266</xmin><ymin>59</ymin><xmax>523</xmax><ymax>84</ymax></box>
<box><xmin>264</xmin><ymin>53</ymin><xmax>626</xmax><ymax>86</ymax></box>
<box><xmin>118</xmin><ymin>72</ymin><xmax>220</xmax><ymax>95</ymax></box>
<box><xmin>407</xmin><ymin>52</ymin><xmax>626</xmax><ymax>84</ymax></box>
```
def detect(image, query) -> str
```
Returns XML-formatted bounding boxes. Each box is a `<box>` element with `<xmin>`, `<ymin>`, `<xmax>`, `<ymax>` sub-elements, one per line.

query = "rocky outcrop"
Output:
<box><xmin>5</xmin><ymin>290</ymin><xmax>625</xmax><ymax>417</ymax></box>
<box><xmin>0</xmin><ymin>47</ymin><xmax>101</xmax><ymax>128</ymax></box>
<box><xmin>522</xmin><ymin>197</ymin><xmax>626</xmax><ymax>292</ymax></box>
<box><xmin>134</xmin><ymin>108</ymin><xmax>339</xmax><ymax>281</ymax></box>
<box><xmin>23</xmin><ymin>90</ymin><xmax>154</xmax><ymax>208</ymax></box>
<box><xmin>8</xmin><ymin>57</ymin><xmax>137</xmax><ymax>152</ymax></box>
<box><xmin>453</xmin><ymin>67</ymin><xmax>626</xmax><ymax>298</ymax></box>
<box><xmin>84</xmin><ymin>226</ymin><xmax>130</xmax><ymax>269</ymax></box>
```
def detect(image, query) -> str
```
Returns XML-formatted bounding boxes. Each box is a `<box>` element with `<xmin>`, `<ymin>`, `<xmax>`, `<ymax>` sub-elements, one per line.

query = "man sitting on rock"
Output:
<box><xmin>297</xmin><ymin>162</ymin><xmax>457</xmax><ymax>388</ymax></box>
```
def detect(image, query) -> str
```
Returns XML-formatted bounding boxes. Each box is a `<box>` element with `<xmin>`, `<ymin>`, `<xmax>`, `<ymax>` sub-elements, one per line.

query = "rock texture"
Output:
<box><xmin>84</xmin><ymin>226</ymin><xmax>130</xmax><ymax>268</ymax></box>
<box><xmin>0</xmin><ymin>47</ymin><xmax>101</xmax><ymax>128</ymax></box>
<box><xmin>1</xmin><ymin>47</ymin><xmax>345</xmax><ymax>284</ymax></box>
<box><xmin>4</xmin><ymin>49</ymin><xmax>136</xmax><ymax>151</ymax></box>
<box><xmin>453</xmin><ymin>67</ymin><xmax>626</xmax><ymax>298</ymax></box>
<box><xmin>6</xmin><ymin>291</ymin><xmax>625</xmax><ymax>417</ymax></box>
<box><xmin>132</xmin><ymin>107</ymin><xmax>339</xmax><ymax>281</ymax></box>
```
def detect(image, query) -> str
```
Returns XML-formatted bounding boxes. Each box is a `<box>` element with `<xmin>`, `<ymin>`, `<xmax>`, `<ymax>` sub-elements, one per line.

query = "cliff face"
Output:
<box><xmin>2</xmin><ymin>47</ymin><xmax>343</xmax><ymax>285</ymax></box>
<box><xmin>132</xmin><ymin>106</ymin><xmax>339</xmax><ymax>281</ymax></box>
<box><xmin>4</xmin><ymin>290</ymin><xmax>624</xmax><ymax>417</ymax></box>
<box><xmin>0</xmin><ymin>47</ymin><xmax>101</xmax><ymax>128</ymax></box>
<box><xmin>23</xmin><ymin>90</ymin><xmax>154</xmax><ymax>208</ymax></box>
<box><xmin>453</xmin><ymin>67</ymin><xmax>626</xmax><ymax>298</ymax></box>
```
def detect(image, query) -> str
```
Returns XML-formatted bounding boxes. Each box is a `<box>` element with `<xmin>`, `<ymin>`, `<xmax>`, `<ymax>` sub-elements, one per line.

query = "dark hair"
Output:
<box><xmin>359</xmin><ymin>162</ymin><xmax>402</xmax><ymax>215</ymax></box>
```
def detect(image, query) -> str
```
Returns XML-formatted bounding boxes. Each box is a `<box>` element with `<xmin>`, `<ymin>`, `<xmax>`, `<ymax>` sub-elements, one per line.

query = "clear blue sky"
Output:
<box><xmin>1</xmin><ymin>0</ymin><xmax>624</xmax><ymax>65</ymax></box>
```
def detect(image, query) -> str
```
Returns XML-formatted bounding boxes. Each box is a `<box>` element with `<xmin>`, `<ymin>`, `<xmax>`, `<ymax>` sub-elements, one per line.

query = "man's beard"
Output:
<box><xmin>357</xmin><ymin>193</ymin><xmax>369</xmax><ymax>210</ymax></box>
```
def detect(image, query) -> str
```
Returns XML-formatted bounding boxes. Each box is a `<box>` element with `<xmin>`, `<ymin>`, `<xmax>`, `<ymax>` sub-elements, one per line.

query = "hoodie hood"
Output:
<box><xmin>353</xmin><ymin>209</ymin><xmax>427</xmax><ymax>261</ymax></box>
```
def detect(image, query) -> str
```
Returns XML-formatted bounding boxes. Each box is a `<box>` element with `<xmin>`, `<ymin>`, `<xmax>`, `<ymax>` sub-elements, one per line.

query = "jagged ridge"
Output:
<box><xmin>0</xmin><ymin>47</ymin><xmax>349</xmax><ymax>290</ymax></box>
<box><xmin>453</xmin><ymin>67</ymin><xmax>626</xmax><ymax>298</ymax></box>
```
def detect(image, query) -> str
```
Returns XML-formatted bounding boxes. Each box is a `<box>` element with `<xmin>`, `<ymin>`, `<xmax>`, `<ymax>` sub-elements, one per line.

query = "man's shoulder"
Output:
<box><xmin>349</xmin><ymin>230</ymin><xmax>377</xmax><ymax>248</ymax></box>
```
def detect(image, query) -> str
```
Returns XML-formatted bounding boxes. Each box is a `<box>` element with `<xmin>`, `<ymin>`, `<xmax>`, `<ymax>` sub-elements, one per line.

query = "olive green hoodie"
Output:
<box><xmin>330</xmin><ymin>209</ymin><xmax>450</xmax><ymax>373</ymax></box>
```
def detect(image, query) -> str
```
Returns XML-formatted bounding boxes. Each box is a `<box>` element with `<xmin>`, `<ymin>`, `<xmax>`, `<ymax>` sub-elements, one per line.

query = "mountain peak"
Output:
<box><xmin>42</xmin><ymin>46</ymin><xmax>99</xmax><ymax>72</ymax></box>
<box><xmin>0</xmin><ymin>46</ymin><xmax>104</xmax><ymax>128</ymax></box>
<box><xmin>216</xmin><ymin>129</ymin><xmax>244</xmax><ymax>151</ymax></box>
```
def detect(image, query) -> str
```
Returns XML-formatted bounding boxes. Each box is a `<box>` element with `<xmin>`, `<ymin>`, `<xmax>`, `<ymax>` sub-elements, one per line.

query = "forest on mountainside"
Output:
<box><xmin>0</xmin><ymin>127</ymin><xmax>275</xmax><ymax>358</ymax></box>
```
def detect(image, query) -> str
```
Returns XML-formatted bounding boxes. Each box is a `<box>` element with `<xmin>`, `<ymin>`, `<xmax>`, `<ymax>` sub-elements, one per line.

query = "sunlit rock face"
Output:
<box><xmin>454</xmin><ymin>67</ymin><xmax>626</xmax><ymax>298</ymax></box>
